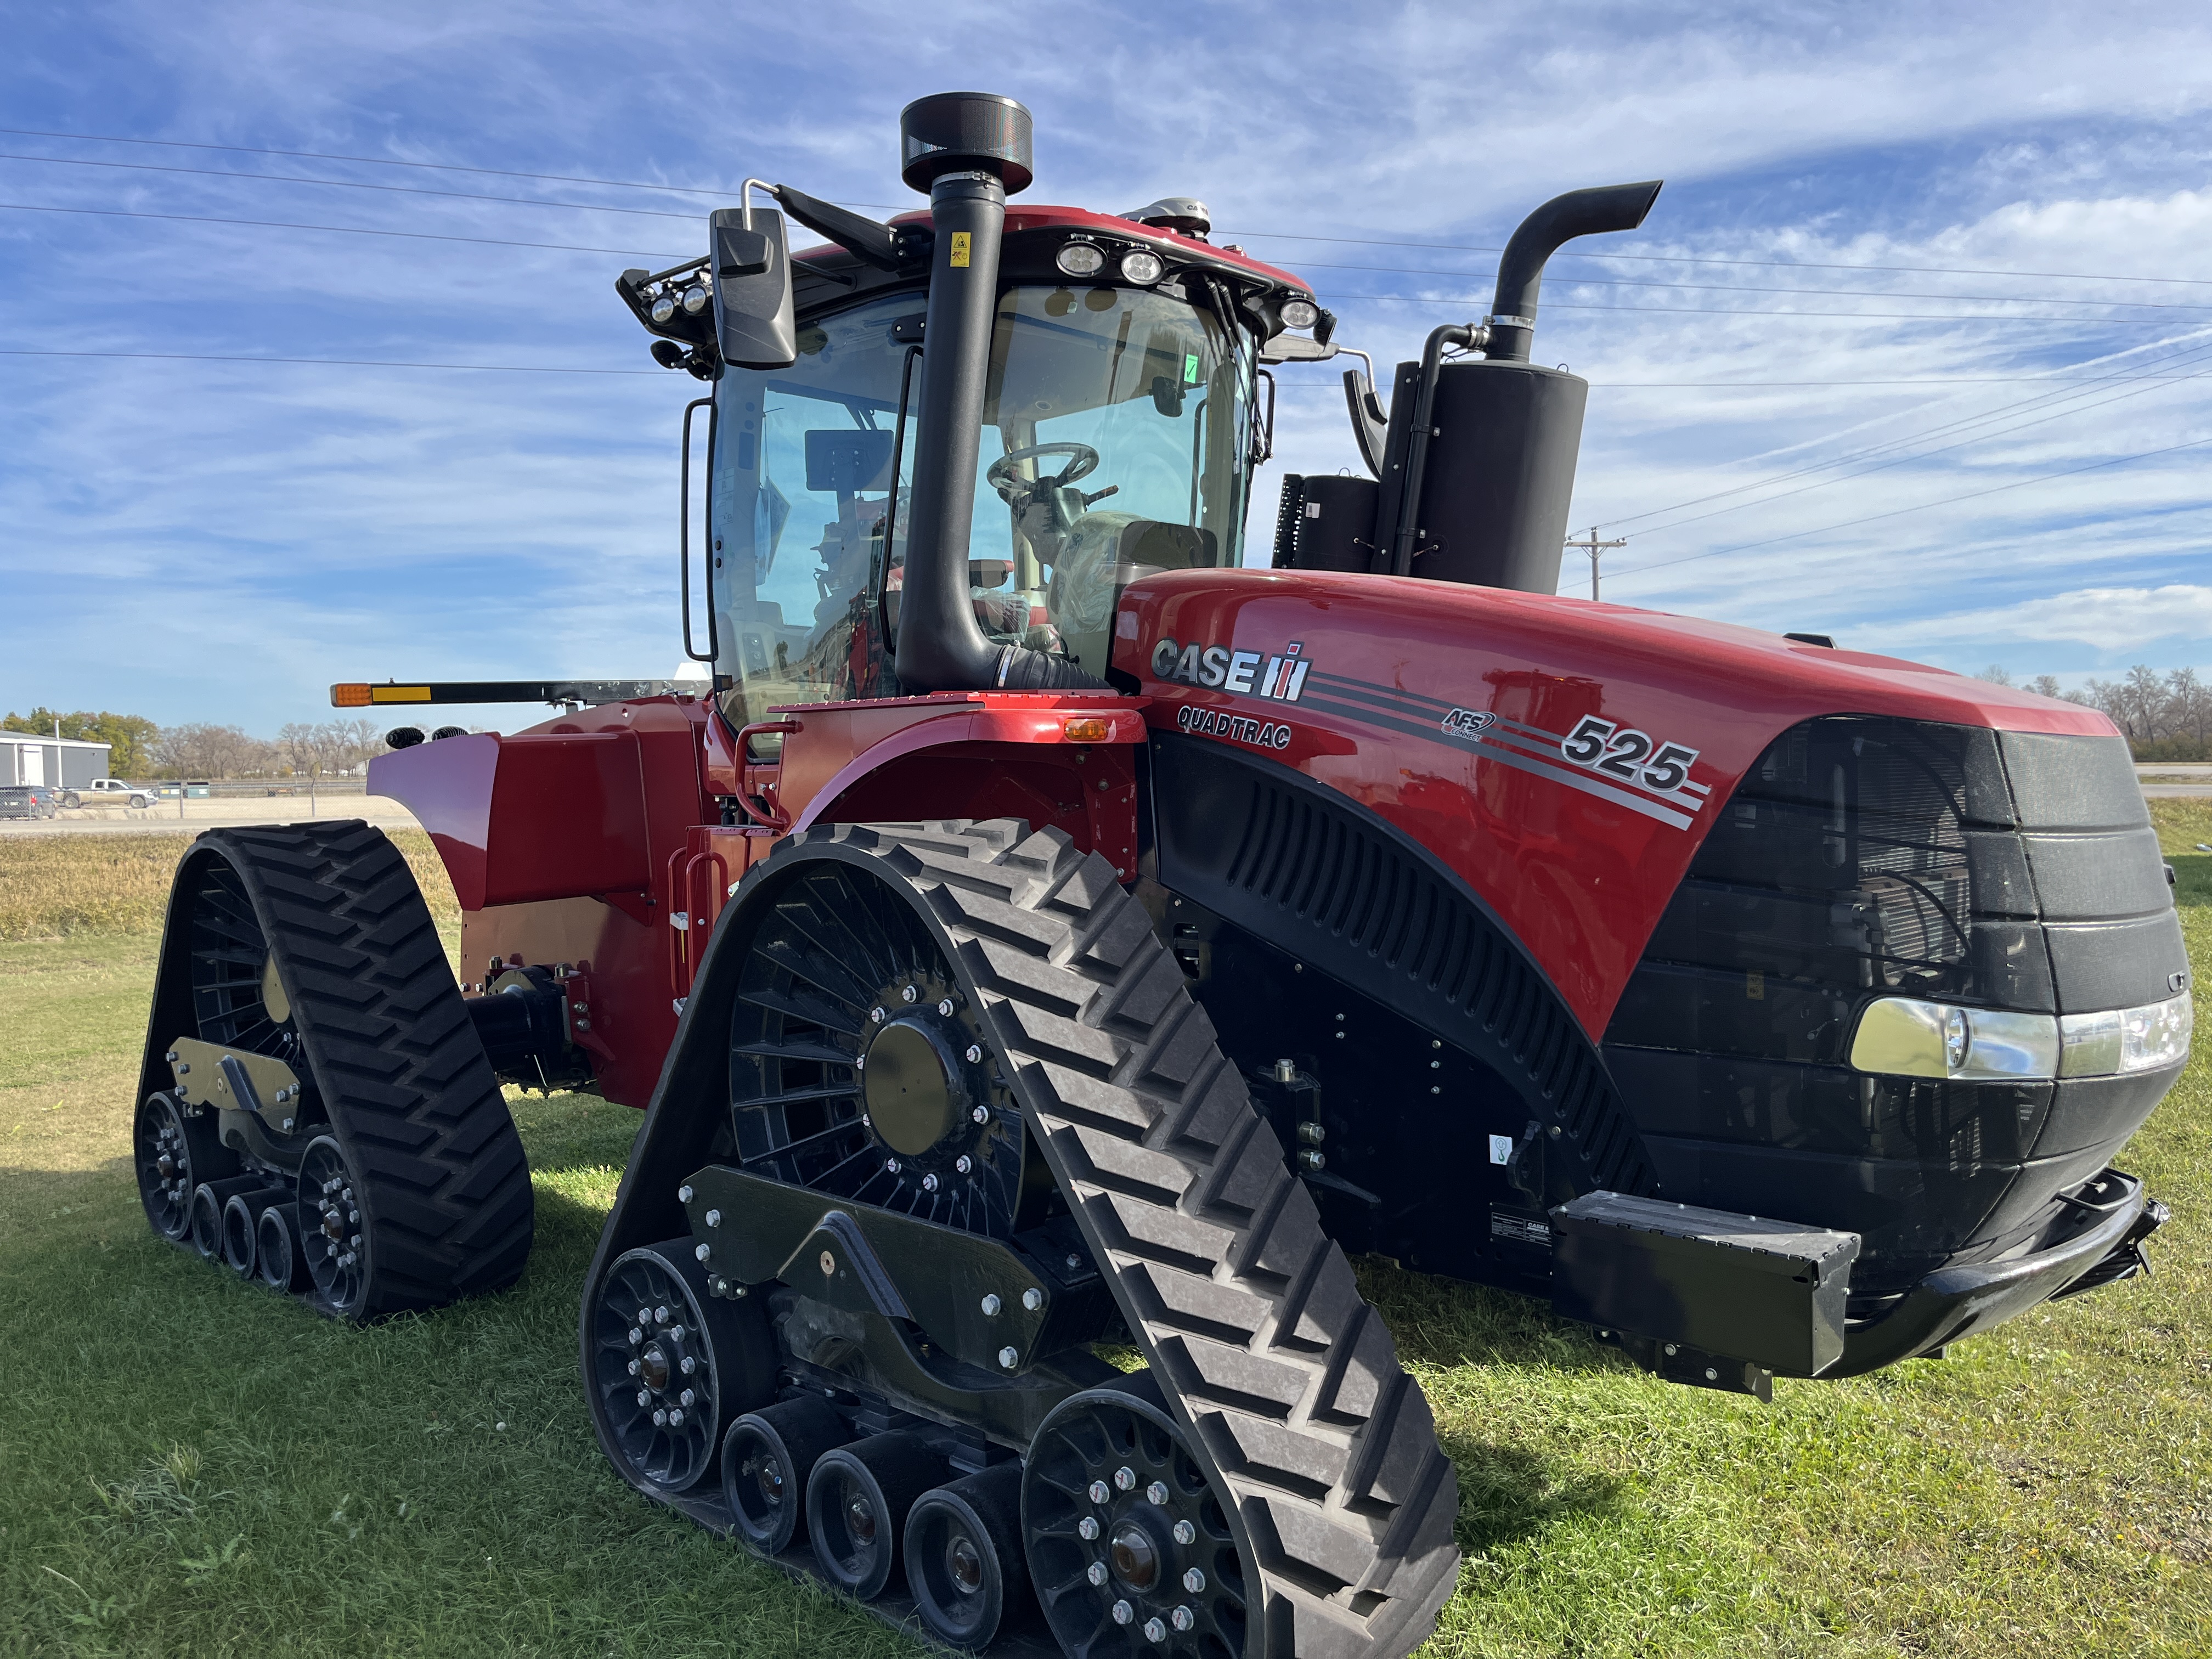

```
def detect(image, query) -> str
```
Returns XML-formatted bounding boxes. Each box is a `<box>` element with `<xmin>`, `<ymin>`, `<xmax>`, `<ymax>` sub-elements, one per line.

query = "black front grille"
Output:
<box><xmin>1603</xmin><ymin>715</ymin><xmax>2183</xmax><ymax>1297</ymax></box>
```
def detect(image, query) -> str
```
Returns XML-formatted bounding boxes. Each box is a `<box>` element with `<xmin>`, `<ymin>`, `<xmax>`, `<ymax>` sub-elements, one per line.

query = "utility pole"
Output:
<box><xmin>1565</xmin><ymin>527</ymin><xmax>1627</xmax><ymax>601</ymax></box>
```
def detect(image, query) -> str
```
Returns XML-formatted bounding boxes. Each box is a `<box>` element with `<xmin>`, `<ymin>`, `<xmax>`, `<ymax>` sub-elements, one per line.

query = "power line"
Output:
<box><xmin>1607</xmin><ymin>432</ymin><xmax>2212</xmax><ymax>585</ymax></box>
<box><xmin>0</xmin><ymin>348</ymin><xmax>659</xmax><ymax>374</ymax></box>
<box><xmin>0</xmin><ymin>200</ymin><xmax>684</xmax><ymax>258</ymax></box>
<box><xmin>0</xmin><ymin>151</ymin><xmax>700</xmax><ymax>222</ymax></box>
<box><xmin>0</xmin><ymin>125</ymin><xmax>734</xmax><ymax>199</ymax></box>
<box><xmin>8</xmin><ymin>123</ymin><xmax>2211</xmax><ymax>292</ymax></box>
<box><xmin>1598</xmin><ymin>331</ymin><xmax>2212</xmax><ymax>532</ymax></box>
<box><xmin>13</xmin><ymin>150</ymin><xmax>2207</xmax><ymax>319</ymax></box>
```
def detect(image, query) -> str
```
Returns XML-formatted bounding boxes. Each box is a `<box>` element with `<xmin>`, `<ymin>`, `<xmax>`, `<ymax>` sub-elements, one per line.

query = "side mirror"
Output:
<box><xmin>708</xmin><ymin>205</ymin><xmax>797</xmax><ymax>370</ymax></box>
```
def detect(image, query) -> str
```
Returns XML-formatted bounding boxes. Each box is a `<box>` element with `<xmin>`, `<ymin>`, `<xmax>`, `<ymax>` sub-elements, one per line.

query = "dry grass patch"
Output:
<box><xmin>0</xmin><ymin>828</ymin><xmax>458</xmax><ymax>941</ymax></box>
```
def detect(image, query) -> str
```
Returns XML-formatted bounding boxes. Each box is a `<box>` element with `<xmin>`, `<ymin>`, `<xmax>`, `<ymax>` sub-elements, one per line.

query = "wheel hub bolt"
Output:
<box><xmin>1171</xmin><ymin>1606</ymin><xmax>1195</xmax><ymax>1632</ymax></box>
<box><xmin>636</xmin><ymin>1389</ymin><xmax>650</xmax><ymax>1408</ymax></box>
<box><xmin>1088</xmin><ymin>1480</ymin><xmax>1111</xmax><ymax>1504</ymax></box>
<box><xmin>922</xmin><ymin>1173</ymin><xmax>938</xmax><ymax>1192</ymax></box>
<box><xmin>1183</xmin><ymin>1567</ymin><xmax>1205</xmax><ymax>1592</ymax></box>
<box><xmin>668</xmin><ymin>1409</ymin><xmax>685</xmax><ymax>1427</ymax></box>
<box><xmin>652</xmin><ymin>1408</ymin><xmax>667</xmax><ymax>1426</ymax></box>
<box><xmin>970</xmin><ymin>1105</ymin><xmax>989</xmax><ymax>1123</ymax></box>
<box><xmin>871</xmin><ymin>1007</ymin><xmax>886</xmax><ymax>1024</ymax></box>
<box><xmin>1173</xmin><ymin>1519</ymin><xmax>1196</xmax><ymax>1545</ymax></box>
<box><xmin>679</xmin><ymin>1389</ymin><xmax>695</xmax><ymax>1408</ymax></box>
<box><xmin>1111</xmin><ymin>1600</ymin><xmax>1133</xmax><ymax>1626</ymax></box>
<box><xmin>1146</xmin><ymin>1480</ymin><xmax>1167</xmax><ymax>1505</ymax></box>
<box><xmin>1078</xmin><ymin>1516</ymin><xmax>1100</xmax><ymax>1541</ymax></box>
<box><xmin>627</xmin><ymin>1359</ymin><xmax>640</xmax><ymax>1376</ymax></box>
<box><xmin>680</xmin><ymin>1355</ymin><xmax>697</xmax><ymax>1375</ymax></box>
<box><xmin>1144</xmin><ymin>1618</ymin><xmax>1167</xmax><ymax>1643</ymax></box>
<box><xmin>955</xmin><ymin>1155</ymin><xmax>972</xmax><ymax>1174</ymax></box>
<box><xmin>654</xmin><ymin>1306</ymin><xmax>669</xmax><ymax>1324</ymax></box>
<box><xmin>965</xmin><ymin>1046</ymin><xmax>983</xmax><ymax>1064</ymax></box>
<box><xmin>629</xmin><ymin>1327</ymin><xmax>644</xmax><ymax>1346</ymax></box>
<box><xmin>901</xmin><ymin>985</ymin><xmax>917</xmax><ymax>1003</ymax></box>
<box><xmin>1114</xmin><ymin>1466</ymin><xmax>1136</xmax><ymax>1491</ymax></box>
<box><xmin>937</xmin><ymin>999</ymin><xmax>954</xmax><ymax>1017</ymax></box>
<box><xmin>1087</xmin><ymin>1562</ymin><xmax>1109</xmax><ymax>1587</ymax></box>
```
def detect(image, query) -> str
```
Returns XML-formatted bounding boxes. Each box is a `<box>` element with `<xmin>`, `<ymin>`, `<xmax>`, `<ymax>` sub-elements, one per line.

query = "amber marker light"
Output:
<box><xmin>330</xmin><ymin>684</ymin><xmax>372</xmax><ymax>707</ymax></box>
<box><xmin>1063</xmin><ymin>718</ymin><xmax>1112</xmax><ymax>742</ymax></box>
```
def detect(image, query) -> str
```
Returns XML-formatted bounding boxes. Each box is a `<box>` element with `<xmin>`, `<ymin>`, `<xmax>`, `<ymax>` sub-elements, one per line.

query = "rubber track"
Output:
<box><xmin>167</xmin><ymin>821</ymin><xmax>534</xmax><ymax>1316</ymax></box>
<box><xmin>776</xmin><ymin>821</ymin><xmax>1462</xmax><ymax>1659</ymax></box>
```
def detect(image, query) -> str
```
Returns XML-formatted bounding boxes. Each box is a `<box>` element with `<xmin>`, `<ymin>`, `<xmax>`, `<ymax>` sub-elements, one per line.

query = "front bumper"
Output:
<box><xmin>1827</xmin><ymin>1167</ymin><xmax>2158</xmax><ymax>1376</ymax></box>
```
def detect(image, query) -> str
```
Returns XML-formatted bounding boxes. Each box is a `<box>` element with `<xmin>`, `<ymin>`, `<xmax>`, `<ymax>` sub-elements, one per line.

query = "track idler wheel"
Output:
<box><xmin>905</xmin><ymin>1461</ymin><xmax>1030</xmax><ymax>1651</ymax></box>
<box><xmin>721</xmin><ymin>1395</ymin><xmax>854</xmax><ymax>1559</ymax></box>
<box><xmin>802</xmin><ymin>1430</ymin><xmax>944</xmax><ymax>1601</ymax></box>
<box><xmin>1025</xmin><ymin>1380</ymin><xmax>1249</xmax><ymax>1655</ymax></box>
<box><xmin>591</xmin><ymin>1240</ymin><xmax>774</xmax><ymax>1493</ymax></box>
<box><xmin>257</xmin><ymin>1203</ymin><xmax>309</xmax><ymax>1292</ymax></box>
<box><xmin>136</xmin><ymin>1091</ymin><xmax>233</xmax><ymax>1243</ymax></box>
<box><xmin>298</xmin><ymin>1136</ymin><xmax>373</xmax><ymax>1316</ymax></box>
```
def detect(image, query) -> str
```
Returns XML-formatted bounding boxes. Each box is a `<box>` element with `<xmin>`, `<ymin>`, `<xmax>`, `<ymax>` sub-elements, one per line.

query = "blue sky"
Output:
<box><xmin>3</xmin><ymin>1</ymin><xmax>2211</xmax><ymax>735</ymax></box>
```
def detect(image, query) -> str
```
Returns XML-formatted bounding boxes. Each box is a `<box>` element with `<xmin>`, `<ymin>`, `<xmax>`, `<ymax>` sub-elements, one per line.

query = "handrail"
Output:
<box><xmin>732</xmin><ymin>718</ymin><xmax>803</xmax><ymax>831</ymax></box>
<box><xmin>679</xmin><ymin>395</ymin><xmax>719</xmax><ymax>665</ymax></box>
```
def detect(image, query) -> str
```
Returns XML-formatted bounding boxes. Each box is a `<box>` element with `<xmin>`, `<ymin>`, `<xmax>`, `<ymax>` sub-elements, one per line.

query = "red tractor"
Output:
<box><xmin>135</xmin><ymin>93</ymin><xmax>2186</xmax><ymax>1657</ymax></box>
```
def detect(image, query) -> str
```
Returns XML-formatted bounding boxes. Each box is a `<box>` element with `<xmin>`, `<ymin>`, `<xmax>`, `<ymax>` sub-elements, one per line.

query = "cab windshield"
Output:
<box><xmin>708</xmin><ymin>282</ymin><xmax>1252</xmax><ymax>725</ymax></box>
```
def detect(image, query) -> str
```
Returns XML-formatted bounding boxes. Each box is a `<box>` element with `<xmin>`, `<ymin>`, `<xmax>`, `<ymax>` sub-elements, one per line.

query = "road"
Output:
<box><xmin>0</xmin><ymin>795</ymin><xmax>423</xmax><ymax>837</ymax></box>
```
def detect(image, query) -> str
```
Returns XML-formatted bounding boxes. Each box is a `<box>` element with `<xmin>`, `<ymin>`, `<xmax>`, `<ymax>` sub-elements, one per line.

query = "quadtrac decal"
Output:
<box><xmin>1295</xmin><ymin>670</ymin><xmax>1712</xmax><ymax>832</ymax></box>
<box><xmin>1174</xmin><ymin>704</ymin><xmax>1295</xmax><ymax>750</ymax></box>
<box><xmin>1150</xmin><ymin>636</ymin><xmax>1313</xmax><ymax>702</ymax></box>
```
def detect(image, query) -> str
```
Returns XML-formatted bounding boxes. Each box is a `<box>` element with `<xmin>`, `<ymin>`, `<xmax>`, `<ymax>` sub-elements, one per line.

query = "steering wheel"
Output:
<box><xmin>986</xmin><ymin>441</ymin><xmax>1100</xmax><ymax>505</ymax></box>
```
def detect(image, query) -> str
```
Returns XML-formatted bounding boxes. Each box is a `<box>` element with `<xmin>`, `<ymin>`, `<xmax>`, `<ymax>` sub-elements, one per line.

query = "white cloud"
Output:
<box><xmin>1874</xmin><ymin>583</ymin><xmax>2212</xmax><ymax>653</ymax></box>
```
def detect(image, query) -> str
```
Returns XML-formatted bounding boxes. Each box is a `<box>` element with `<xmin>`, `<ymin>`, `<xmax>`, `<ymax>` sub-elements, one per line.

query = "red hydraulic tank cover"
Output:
<box><xmin>1113</xmin><ymin>568</ymin><xmax>2118</xmax><ymax>1038</ymax></box>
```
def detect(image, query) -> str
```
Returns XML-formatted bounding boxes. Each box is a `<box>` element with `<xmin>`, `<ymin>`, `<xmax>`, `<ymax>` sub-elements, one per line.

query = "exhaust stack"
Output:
<box><xmin>1379</xmin><ymin>180</ymin><xmax>1662</xmax><ymax>594</ymax></box>
<box><xmin>892</xmin><ymin>92</ymin><xmax>1108</xmax><ymax>694</ymax></box>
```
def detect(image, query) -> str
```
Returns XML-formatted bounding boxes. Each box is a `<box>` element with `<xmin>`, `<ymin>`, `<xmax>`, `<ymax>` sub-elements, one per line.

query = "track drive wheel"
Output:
<box><xmin>137</xmin><ymin>821</ymin><xmax>535</xmax><ymax>1318</ymax></box>
<box><xmin>590</xmin><ymin>1240</ymin><xmax>775</xmax><ymax>1493</ymax></box>
<box><xmin>134</xmin><ymin>1090</ymin><xmax>233</xmax><ymax>1242</ymax></box>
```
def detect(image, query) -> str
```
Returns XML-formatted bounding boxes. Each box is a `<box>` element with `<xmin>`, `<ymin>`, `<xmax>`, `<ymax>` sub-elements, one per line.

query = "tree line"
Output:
<box><xmin>1976</xmin><ymin>666</ymin><xmax>2212</xmax><ymax>760</ymax></box>
<box><xmin>3</xmin><ymin>708</ymin><xmax>388</xmax><ymax>781</ymax></box>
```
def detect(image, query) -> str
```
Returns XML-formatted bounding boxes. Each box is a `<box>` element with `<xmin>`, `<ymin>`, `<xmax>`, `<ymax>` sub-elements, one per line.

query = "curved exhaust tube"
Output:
<box><xmin>893</xmin><ymin>93</ymin><xmax>1108</xmax><ymax>695</ymax></box>
<box><xmin>1483</xmin><ymin>180</ymin><xmax>1662</xmax><ymax>363</ymax></box>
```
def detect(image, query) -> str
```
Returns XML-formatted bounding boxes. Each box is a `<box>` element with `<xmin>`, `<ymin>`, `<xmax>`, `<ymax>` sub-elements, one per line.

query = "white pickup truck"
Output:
<box><xmin>63</xmin><ymin>778</ymin><xmax>158</xmax><ymax>809</ymax></box>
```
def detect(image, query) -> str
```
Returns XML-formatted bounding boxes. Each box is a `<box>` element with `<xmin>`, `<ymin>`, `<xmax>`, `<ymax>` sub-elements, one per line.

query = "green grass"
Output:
<box><xmin>2</xmin><ymin>821</ymin><xmax>2208</xmax><ymax>1656</ymax></box>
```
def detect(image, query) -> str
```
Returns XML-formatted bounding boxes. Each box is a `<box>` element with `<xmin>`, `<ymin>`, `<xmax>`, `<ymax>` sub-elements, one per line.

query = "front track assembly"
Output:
<box><xmin>582</xmin><ymin>821</ymin><xmax>1459</xmax><ymax>1656</ymax></box>
<box><xmin>133</xmin><ymin>821</ymin><xmax>534</xmax><ymax>1319</ymax></box>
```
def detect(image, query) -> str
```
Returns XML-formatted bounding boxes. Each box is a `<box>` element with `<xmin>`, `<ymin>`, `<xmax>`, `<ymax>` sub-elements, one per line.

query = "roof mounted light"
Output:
<box><xmin>1055</xmin><ymin>241</ymin><xmax>1106</xmax><ymax>278</ymax></box>
<box><xmin>1279</xmin><ymin>298</ymin><xmax>1319</xmax><ymax>330</ymax></box>
<box><xmin>1119</xmin><ymin>249</ymin><xmax>1164</xmax><ymax>285</ymax></box>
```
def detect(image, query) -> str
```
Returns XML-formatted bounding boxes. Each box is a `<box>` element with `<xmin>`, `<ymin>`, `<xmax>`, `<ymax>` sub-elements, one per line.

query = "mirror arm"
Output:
<box><xmin>771</xmin><ymin>183</ymin><xmax>919</xmax><ymax>272</ymax></box>
<box><xmin>1341</xmin><ymin>351</ymin><xmax>1389</xmax><ymax>479</ymax></box>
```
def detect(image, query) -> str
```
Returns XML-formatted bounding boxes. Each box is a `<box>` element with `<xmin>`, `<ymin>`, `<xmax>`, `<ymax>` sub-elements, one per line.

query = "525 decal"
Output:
<box><xmin>1560</xmin><ymin>716</ymin><xmax>1699</xmax><ymax>792</ymax></box>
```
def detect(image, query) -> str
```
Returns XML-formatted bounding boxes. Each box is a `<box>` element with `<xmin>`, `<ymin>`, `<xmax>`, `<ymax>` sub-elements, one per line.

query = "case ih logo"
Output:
<box><xmin>1150</xmin><ymin>636</ymin><xmax>1314</xmax><ymax>702</ymax></box>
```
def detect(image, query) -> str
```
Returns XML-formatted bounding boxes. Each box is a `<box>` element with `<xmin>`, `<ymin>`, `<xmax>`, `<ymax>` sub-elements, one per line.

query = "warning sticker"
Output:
<box><xmin>949</xmin><ymin>231</ymin><xmax>972</xmax><ymax>268</ymax></box>
<box><xmin>1489</xmin><ymin>1211</ymin><xmax>1551</xmax><ymax>1248</ymax></box>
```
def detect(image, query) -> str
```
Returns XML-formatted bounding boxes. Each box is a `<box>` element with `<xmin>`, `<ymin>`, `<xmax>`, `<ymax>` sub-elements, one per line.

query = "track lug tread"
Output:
<box><xmin>742</xmin><ymin>818</ymin><xmax>1457</xmax><ymax>1656</ymax></box>
<box><xmin>144</xmin><ymin>821</ymin><xmax>534</xmax><ymax>1322</ymax></box>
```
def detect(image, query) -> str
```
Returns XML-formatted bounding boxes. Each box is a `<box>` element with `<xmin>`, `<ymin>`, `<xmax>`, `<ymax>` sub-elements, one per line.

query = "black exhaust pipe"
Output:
<box><xmin>1377</xmin><ymin>180</ymin><xmax>1661</xmax><ymax>592</ymax></box>
<box><xmin>893</xmin><ymin>93</ymin><xmax>1109</xmax><ymax>695</ymax></box>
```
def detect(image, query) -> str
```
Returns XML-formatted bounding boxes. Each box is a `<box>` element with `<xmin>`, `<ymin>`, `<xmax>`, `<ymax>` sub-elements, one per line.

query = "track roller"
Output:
<box><xmin>803</xmin><ymin>1430</ymin><xmax>945</xmax><ymax>1601</ymax></box>
<box><xmin>136</xmin><ymin>821</ymin><xmax>534</xmax><ymax>1320</ymax></box>
<box><xmin>590</xmin><ymin>1240</ymin><xmax>775</xmax><ymax>1493</ymax></box>
<box><xmin>258</xmin><ymin>1203</ymin><xmax>309</xmax><ymax>1292</ymax></box>
<box><xmin>721</xmin><ymin>1395</ymin><xmax>855</xmax><ymax>1558</ymax></box>
<box><xmin>221</xmin><ymin>1187</ymin><xmax>285</xmax><ymax>1278</ymax></box>
<box><xmin>905</xmin><ymin>1461</ymin><xmax>1030</xmax><ymax>1651</ymax></box>
<box><xmin>134</xmin><ymin>1091</ymin><xmax>233</xmax><ymax>1243</ymax></box>
<box><xmin>190</xmin><ymin>1175</ymin><xmax>265</xmax><ymax>1263</ymax></box>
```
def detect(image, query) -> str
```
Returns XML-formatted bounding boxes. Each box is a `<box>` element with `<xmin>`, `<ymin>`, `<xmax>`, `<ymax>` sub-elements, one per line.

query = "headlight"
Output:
<box><xmin>1055</xmin><ymin>241</ymin><xmax>1106</xmax><ymax>277</ymax></box>
<box><xmin>650</xmin><ymin>292</ymin><xmax>678</xmax><ymax>324</ymax></box>
<box><xmin>1279</xmin><ymin>298</ymin><xmax>1319</xmax><ymax>330</ymax></box>
<box><xmin>681</xmin><ymin>284</ymin><xmax>709</xmax><ymax>315</ymax></box>
<box><xmin>1119</xmin><ymin>249</ymin><xmax>1165</xmax><ymax>284</ymax></box>
<box><xmin>1849</xmin><ymin>991</ymin><xmax>2192</xmax><ymax>1081</ymax></box>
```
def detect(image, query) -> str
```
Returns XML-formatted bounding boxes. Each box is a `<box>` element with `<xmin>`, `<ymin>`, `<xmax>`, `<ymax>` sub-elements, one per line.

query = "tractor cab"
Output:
<box><xmin>700</xmin><ymin>257</ymin><xmax>1261</xmax><ymax>725</ymax></box>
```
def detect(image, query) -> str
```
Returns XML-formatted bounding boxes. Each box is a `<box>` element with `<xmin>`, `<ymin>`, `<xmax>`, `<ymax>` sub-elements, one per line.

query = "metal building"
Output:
<box><xmin>0</xmin><ymin>733</ymin><xmax>112</xmax><ymax>788</ymax></box>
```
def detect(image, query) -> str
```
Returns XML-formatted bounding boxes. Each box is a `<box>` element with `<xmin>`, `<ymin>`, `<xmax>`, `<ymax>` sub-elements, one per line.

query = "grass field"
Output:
<box><xmin>2</xmin><ymin>821</ymin><xmax>2207</xmax><ymax>1656</ymax></box>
